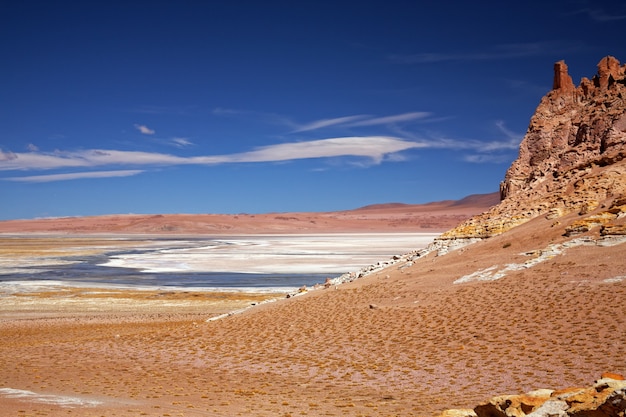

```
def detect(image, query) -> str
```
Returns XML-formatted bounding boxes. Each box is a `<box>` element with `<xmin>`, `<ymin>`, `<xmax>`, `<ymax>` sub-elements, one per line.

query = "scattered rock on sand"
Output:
<box><xmin>437</xmin><ymin>374</ymin><xmax>626</xmax><ymax>417</ymax></box>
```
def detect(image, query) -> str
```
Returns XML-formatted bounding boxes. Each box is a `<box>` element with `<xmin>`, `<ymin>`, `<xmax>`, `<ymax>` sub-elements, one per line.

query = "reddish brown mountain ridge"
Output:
<box><xmin>0</xmin><ymin>192</ymin><xmax>499</xmax><ymax>234</ymax></box>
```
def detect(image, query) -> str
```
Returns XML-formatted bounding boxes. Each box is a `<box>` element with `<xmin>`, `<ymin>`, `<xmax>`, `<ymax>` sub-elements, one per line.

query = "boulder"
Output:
<box><xmin>435</xmin><ymin>375</ymin><xmax>626</xmax><ymax>417</ymax></box>
<box><xmin>559</xmin><ymin>378</ymin><xmax>626</xmax><ymax>416</ymax></box>
<box><xmin>473</xmin><ymin>389</ymin><xmax>553</xmax><ymax>417</ymax></box>
<box><xmin>601</xmin><ymin>372</ymin><xmax>625</xmax><ymax>380</ymax></box>
<box><xmin>600</xmin><ymin>224</ymin><xmax>626</xmax><ymax>236</ymax></box>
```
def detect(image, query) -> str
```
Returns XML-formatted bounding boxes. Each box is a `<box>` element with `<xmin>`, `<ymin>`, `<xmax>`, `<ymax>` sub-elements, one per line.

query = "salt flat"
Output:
<box><xmin>100</xmin><ymin>233</ymin><xmax>439</xmax><ymax>274</ymax></box>
<box><xmin>0</xmin><ymin>233</ymin><xmax>439</xmax><ymax>293</ymax></box>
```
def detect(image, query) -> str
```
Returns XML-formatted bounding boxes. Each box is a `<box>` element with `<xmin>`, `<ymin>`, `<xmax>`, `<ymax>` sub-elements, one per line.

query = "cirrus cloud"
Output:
<box><xmin>345</xmin><ymin>112</ymin><xmax>432</xmax><ymax>127</ymax></box>
<box><xmin>1</xmin><ymin>132</ymin><xmax>519</xmax><ymax>182</ymax></box>
<box><xmin>0</xmin><ymin>137</ymin><xmax>425</xmax><ymax>172</ymax></box>
<box><xmin>4</xmin><ymin>170</ymin><xmax>145</xmax><ymax>183</ymax></box>
<box><xmin>134</xmin><ymin>124</ymin><xmax>155</xmax><ymax>135</ymax></box>
<box><xmin>290</xmin><ymin>115</ymin><xmax>369</xmax><ymax>133</ymax></box>
<box><xmin>214</xmin><ymin>136</ymin><xmax>426</xmax><ymax>164</ymax></box>
<box><xmin>291</xmin><ymin>112</ymin><xmax>433</xmax><ymax>133</ymax></box>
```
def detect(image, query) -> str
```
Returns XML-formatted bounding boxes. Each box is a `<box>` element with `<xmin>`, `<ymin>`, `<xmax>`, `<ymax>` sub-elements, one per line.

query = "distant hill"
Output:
<box><xmin>0</xmin><ymin>192</ymin><xmax>499</xmax><ymax>235</ymax></box>
<box><xmin>354</xmin><ymin>192</ymin><xmax>499</xmax><ymax>211</ymax></box>
<box><xmin>450</xmin><ymin>192</ymin><xmax>501</xmax><ymax>207</ymax></box>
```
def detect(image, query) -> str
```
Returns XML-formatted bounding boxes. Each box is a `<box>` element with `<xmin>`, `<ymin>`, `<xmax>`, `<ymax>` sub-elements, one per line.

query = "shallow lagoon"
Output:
<box><xmin>0</xmin><ymin>233</ymin><xmax>438</xmax><ymax>292</ymax></box>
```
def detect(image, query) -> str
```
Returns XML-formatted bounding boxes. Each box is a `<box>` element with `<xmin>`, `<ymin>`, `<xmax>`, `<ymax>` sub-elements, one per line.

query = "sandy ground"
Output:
<box><xmin>1</xmin><ymin>216</ymin><xmax>625</xmax><ymax>416</ymax></box>
<box><xmin>1</xmin><ymin>199</ymin><xmax>625</xmax><ymax>416</ymax></box>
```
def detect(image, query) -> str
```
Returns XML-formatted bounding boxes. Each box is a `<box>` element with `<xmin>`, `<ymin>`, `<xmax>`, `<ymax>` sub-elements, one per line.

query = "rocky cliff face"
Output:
<box><xmin>440</xmin><ymin>56</ymin><xmax>626</xmax><ymax>240</ymax></box>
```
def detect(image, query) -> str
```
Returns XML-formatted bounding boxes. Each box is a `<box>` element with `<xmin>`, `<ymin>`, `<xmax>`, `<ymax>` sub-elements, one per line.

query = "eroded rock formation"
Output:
<box><xmin>440</xmin><ymin>56</ymin><xmax>626</xmax><ymax>240</ymax></box>
<box><xmin>436</xmin><ymin>374</ymin><xmax>626</xmax><ymax>417</ymax></box>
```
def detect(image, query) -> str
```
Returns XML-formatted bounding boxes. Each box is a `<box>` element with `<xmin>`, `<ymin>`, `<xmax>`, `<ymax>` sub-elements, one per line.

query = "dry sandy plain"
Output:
<box><xmin>1</xmin><ymin>193</ymin><xmax>625</xmax><ymax>417</ymax></box>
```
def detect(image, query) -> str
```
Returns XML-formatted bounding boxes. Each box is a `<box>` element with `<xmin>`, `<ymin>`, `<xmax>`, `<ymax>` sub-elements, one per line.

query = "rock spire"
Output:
<box><xmin>552</xmin><ymin>60</ymin><xmax>574</xmax><ymax>93</ymax></box>
<box><xmin>440</xmin><ymin>56</ymin><xmax>626</xmax><ymax>240</ymax></box>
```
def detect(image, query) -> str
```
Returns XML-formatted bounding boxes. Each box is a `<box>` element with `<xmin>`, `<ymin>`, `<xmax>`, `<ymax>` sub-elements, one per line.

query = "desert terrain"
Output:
<box><xmin>0</xmin><ymin>193</ymin><xmax>503</xmax><ymax>416</ymax></box>
<box><xmin>1</xmin><ymin>57</ymin><xmax>626</xmax><ymax>416</ymax></box>
<box><xmin>1</xmin><ymin>191</ymin><xmax>626</xmax><ymax>416</ymax></box>
<box><xmin>0</xmin><ymin>212</ymin><xmax>625</xmax><ymax>417</ymax></box>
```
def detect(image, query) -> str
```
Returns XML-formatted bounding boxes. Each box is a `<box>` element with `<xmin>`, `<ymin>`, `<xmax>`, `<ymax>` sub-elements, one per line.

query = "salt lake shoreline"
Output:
<box><xmin>0</xmin><ymin>232</ymin><xmax>440</xmax><ymax>324</ymax></box>
<box><xmin>0</xmin><ymin>232</ymin><xmax>439</xmax><ymax>293</ymax></box>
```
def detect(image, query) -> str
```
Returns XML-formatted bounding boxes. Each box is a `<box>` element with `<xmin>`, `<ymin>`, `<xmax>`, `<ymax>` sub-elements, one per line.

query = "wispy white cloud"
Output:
<box><xmin>134</xmin><ymin>124</ymin><xmax>155</xmax><ymax>135</ymax></box>
<box><xmin>495</xmin><ymin>120</ymin><xmax>522</xmax><ymax>140</ymax></box>
<box><xmin>387</xmin><ymin>120</ymin><xmax>520</xmax><ymax>164</ymax></box>
<box><xmin>346</xmin><ymin>112</ymin><xmax>432</xmax><ymax>127</ymax></box>
<box><xmin>291</xmin><ymin>112</ymin><xmax>432</xmax><ymax>133</ymax></box>
<box><xmin>1</xmin><ymin>150</ymin><xmax>18</xmax><ymax>161</ymax></box>
<box><xmin>291</xmin><ymin>115</ymin><xmax>369</xmax><ymax>132</ymax></box>
<box><xmin>213</xmin><ymin>108</ymin><xmax>434</xmax><ymax>133</ymax></box>
<box><xmin>389</xmin><ymin>41</ymin><xmax>583</xmax><ymax>64</ymax></box>
<box><xmin>216</xmin><ymin>136</ymin><xmax>426</xmax><ymax>164</ymax></box>
<box><xmin>482</xmin><ymin>120</ymin><xmax>523</xmax><ymax>151</ymax></box>
<box><xmin>27</xmin><ymin>143</ymin><xmax>39</xmax><ymax>152</ymax></box>
<box><xmin>171</xmin><ymin>137</ymin><xmax>193</xmax><ymax>147</ymax></box>
<box><xmin>2</xmin><ymin>128</ymin><xmax>521</xmax><ymax>182</ymax></box>
<box><xmin>4</xmin><ymin>170</ymin><xmax>144</xmax><ymax>183</ymax></box>
<box><xmin>0</xmin><ymin>149</ymin><xmax>187</xmax><ymax>170</ymax></box>
<box><xmin>422</xmin><ymin>122</ymin><xmax>521</xmax><ymax>154</ymax></box>
<box><xmin>0</xmin><ymin>137</ymin><xmax>424</xmax><ymax>173</ymax></box>
<box><xmin>463</xmin><ymin>154</ymin><xmax>514</xmax><ymax>164</ymax></box>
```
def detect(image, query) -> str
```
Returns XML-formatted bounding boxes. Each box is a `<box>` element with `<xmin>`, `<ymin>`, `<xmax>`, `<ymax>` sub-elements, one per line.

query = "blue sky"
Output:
<box><xmin>1</xmin><ymin>1</ymin><xmax>625</xmax><ymax>220</ymax></box>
